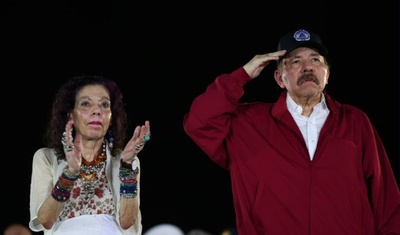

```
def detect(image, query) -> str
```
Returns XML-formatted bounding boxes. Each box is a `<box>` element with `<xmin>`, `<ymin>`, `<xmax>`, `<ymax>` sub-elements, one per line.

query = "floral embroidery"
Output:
<box><xmin>58</xmin><ymin>162</ymin><xmax>115</xmax><ymax>221</ymax></box>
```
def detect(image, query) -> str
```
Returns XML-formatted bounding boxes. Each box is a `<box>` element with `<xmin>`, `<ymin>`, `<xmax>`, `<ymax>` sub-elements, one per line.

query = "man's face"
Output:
<box><xmin>275</xmin><ymin>47</ymin><xmax>330</xmax><ymax>101</ymax></box>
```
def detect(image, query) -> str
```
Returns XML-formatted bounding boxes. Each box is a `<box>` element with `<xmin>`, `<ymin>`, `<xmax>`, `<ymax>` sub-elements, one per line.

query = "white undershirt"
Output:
<box><xmin>286</xmin><ymin>93</ymin><xmax>330</xmax><ymax>160</ymax></box>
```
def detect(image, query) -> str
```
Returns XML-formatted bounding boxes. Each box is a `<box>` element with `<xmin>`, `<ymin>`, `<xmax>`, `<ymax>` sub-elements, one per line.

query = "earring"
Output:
<box><xmin>107</xmin><ymin>129</ymin><xmax>114</xmax><ymax>149</ymax></box>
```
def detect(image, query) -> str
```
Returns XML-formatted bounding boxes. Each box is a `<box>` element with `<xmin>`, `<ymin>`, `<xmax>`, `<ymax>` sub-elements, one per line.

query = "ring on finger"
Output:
<box><xmin>134</xmin><ymin>145</ymin><xmax>142</xmax><ymax>151</ymax></box>
<box><xmin>144</xmin><ymin>134</ymin><xmax>151</xmax><ymax>142</ymax></box>
<box><xmin>65</xmin><ymin>145</ymin><xmax>74</xmax><ymax>152</ymax></box>
<box><xmin>61</xmin><ymin>131</ymin><xmax>74</xmax><ymax>152</ymax></box>
<box><xmin>62</xmin><ymin>138</ymin><xmax>74</xmax><ymax>151</ymax></box>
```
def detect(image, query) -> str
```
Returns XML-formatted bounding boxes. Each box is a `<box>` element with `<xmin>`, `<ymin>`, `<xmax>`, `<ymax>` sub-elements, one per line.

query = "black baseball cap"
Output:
<box><xmin>277</xmin><ymin>29</ymin><xmax>328</xmax><ymax>62</ymax></box>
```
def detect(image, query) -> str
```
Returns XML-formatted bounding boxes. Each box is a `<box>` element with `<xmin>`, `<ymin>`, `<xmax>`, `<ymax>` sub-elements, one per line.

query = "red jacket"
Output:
<box><xmin>183</xmin><ymin>67</ymin><xmax>400</xmax><ymax>235</ymax></box>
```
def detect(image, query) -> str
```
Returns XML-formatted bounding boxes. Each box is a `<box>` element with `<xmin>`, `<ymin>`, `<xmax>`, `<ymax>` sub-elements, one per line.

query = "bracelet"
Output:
<box><xmin>62</xmin><ymin>167</ymin><xmax>80</xmax><ymax>181</ymax></box>
<box><xmin>51</xmin><ymin>179</ymin><xmax>73</xmax><ymax>202</ymax></box>
<box><xmin>119</xmin><ymin>166</ymin><xmax>139</xmax><ymax>178</ymax></box>
<box><xmin>120</xmin><ymin>183</ymin><xmax>138</xmax><ymax>199</ymax></box>
<box><xmin>52</xmin><ymin>187</ymin><xmax>70</xmax><ymax>202</ymax></box>
<box><xmin>120</xmin><ymin>159</ymin><xmax>132</xmax><ymax>169</ymax></box>
<box><xmin>119</xmin><ymin>159</ymin><xmax>139</xmax><ymax>199</ymax></box>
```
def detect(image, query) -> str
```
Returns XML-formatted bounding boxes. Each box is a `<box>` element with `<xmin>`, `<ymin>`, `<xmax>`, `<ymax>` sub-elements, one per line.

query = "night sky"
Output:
<box><xmin>2</xmin><ymin>1</ymin><xmax>399</xmax><ymax>234</ymax></box>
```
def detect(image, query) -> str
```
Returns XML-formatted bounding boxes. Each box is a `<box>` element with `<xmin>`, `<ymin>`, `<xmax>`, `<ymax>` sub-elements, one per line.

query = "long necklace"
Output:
<box><xmin>79</xmin><ymin>142</ymin><xmax>106</xmax><ymax>196</ymax></box>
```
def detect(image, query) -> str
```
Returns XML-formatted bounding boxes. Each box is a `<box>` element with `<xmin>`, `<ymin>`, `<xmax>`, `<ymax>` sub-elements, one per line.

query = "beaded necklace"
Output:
<box><xmin>79</xmin><ymin>142</ymin><xmax>107</xmax><ymax>196</ymax></box>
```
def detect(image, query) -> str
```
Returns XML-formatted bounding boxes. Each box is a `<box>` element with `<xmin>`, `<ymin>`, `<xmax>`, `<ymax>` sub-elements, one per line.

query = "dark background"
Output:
<box><xmin>1</xmin><ymin>1</ymin><xmax>399</xmax><ymax>234</ymax></box>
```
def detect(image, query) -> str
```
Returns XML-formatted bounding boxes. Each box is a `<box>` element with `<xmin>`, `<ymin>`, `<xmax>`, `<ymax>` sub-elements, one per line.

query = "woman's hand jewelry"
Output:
<box><xmin>61</xmin><ymin>131</ymin><xmax>74</xmax><ymax>152</ymax></box>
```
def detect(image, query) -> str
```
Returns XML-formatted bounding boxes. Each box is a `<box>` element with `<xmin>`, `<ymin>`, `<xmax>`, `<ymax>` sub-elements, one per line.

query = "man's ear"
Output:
<box><xmin>326</xmin><ymin>69</ymin><xmax>330</xmax><ymax>84</ymax></box>
<box><xmin>274</xmin><ymin>70</ymin><xmax>286</xmax><ymax>89</ymax></box>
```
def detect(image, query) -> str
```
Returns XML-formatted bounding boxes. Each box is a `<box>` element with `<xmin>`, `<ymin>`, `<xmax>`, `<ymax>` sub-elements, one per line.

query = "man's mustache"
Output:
<box><xmin>297</xmin><ymin>74</ymin><xmax>319</xmax><ymax>86</ymax></box>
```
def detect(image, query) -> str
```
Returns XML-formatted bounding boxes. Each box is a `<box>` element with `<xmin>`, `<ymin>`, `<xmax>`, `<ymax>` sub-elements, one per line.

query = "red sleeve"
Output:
<box><xmin>183</xmin><ymin>67</ymin><xmax>250</xmax><ymax>168</ymax></box>
<box><xmin>362</xmin><ymin>118</ymin><xmax>400</xmax><ymax>234</ymax></box>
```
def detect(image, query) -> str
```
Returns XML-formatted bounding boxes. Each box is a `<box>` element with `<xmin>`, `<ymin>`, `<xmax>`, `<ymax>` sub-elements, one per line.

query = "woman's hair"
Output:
<box><xmin>44</xmin><ymin>75</ymin><xmax>128</xmax><ymax>160</ymax></box>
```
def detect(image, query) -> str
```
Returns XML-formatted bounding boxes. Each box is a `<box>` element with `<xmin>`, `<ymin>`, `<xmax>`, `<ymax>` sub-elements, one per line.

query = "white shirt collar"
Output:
<box><xmin>286</xmin><ymin>92</ymin><xmax>328</xmax><ymax>115</ymax></box>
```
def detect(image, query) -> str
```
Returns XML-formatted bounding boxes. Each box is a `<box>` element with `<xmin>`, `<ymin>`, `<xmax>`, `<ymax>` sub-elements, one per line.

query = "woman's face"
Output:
<box><xmin>70</xmin><ymin>84</ymin><xmax>112</xmax><ymax>141</ymax></box>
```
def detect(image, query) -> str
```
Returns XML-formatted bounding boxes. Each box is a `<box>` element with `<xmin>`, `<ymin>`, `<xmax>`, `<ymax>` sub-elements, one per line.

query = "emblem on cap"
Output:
<box><xmin>293</xmin><ymin>29</ymin><xmax>310</xmax><ymax>42</ymax></box>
